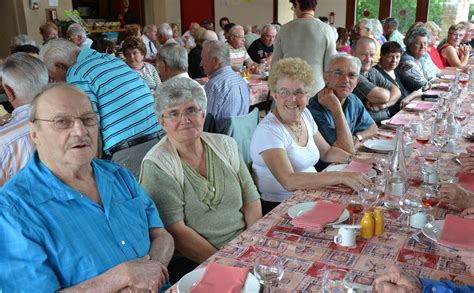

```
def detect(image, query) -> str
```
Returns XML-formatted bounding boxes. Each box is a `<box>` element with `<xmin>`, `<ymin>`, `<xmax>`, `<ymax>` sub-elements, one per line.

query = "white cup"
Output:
<box><xmin>333</xmin><ymin>227</ymin><xmax>357</xmax><ymax>247</ymax></box>
<box><xmin>410</xmin><ymin>212</ymin><xmax>435</xmax><ymax>229</ymax></box>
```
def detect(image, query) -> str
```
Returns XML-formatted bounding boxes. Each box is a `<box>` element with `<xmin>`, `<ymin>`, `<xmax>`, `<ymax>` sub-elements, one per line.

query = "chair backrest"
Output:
<box><xmin>222</xmin><ymin>107</ymin><xmax>260</xmax><ymax>164</ymax></box>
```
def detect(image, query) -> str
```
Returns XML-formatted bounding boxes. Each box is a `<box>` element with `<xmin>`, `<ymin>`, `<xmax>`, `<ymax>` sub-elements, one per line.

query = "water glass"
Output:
<box><xmin>399</xmin><ymin>192</ymin><xmax>423</xmax><ymax>234</ymax></box>
<box><xmin>254</xmin><ymin>255</ymin><xmax>284</xmax><ymax>293</ymax></box>
<box><xmin>321</xmin><ymin>269</ymin><xmax>348</xmax><ymax>293</ymax></box>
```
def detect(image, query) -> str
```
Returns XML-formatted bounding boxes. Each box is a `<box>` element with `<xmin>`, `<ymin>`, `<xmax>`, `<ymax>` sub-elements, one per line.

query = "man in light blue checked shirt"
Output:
<box><xmin>0</xmin><ymin>83</ymin><xmax>174</xmax><ymax>292</ymax></box>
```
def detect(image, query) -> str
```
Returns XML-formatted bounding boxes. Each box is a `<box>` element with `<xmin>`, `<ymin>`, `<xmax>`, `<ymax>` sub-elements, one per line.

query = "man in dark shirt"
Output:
<box><xmin>188</xmin><ymin>30</ymin><xmax>218</xmax><ymax>78</ymax></box>
<box><xmin>247</xmin><ymin>24</ymin><xmax>277</xmax><ymax>64</ymax></box>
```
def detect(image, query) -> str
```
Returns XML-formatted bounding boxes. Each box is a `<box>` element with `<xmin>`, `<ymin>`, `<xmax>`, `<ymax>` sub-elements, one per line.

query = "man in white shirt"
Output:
<box><xmin>142</xmin><ymin>24</ymin><xmax>158</xmax><ymax>60</ymax></box>
<box><xmin>66</xmin><ymin>23</ymin><xmax>93</xmax><ymax>49</ymax></box>
<box><xmin>157</xmin><ymin>23</ymin><xmax>177</xmax><ymax>47</ymax></box>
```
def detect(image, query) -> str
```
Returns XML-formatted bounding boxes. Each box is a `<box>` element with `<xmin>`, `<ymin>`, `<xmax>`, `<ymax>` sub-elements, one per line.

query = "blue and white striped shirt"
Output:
<box><xmin>67</xmin><ymin>48</ymin><xmax>161</xmax><ymax>154</ymax></box>
<box><xmin>204</xmin><ymin>66</ymin><xmax>250</xmax><ymax>131</ymax></box>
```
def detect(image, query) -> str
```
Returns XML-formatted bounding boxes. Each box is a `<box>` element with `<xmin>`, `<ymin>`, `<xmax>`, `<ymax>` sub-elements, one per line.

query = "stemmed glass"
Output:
<box><xmin>398</xmin><ymin>192</ymin><xmax>423</xmax><ymax>234</ymax></box>
<box><xmin>359</xmin><ymin>187</ymin><xmax>381</xmax><ymax>210</ymax></box>
<box><xmin>347</xmin><ymin>195</ymin><xmax>366</xmax><ymax>224</ymax></box>
<box><xmin>254</xmin><ymin>255</ymin><xmax>284</xmax><ymax>293</ymax></box>
<box><xmin>321</xmin><ymin>269</ymin><xmax>348</xmax><ymax>293</ymax></box>
<box><xmin>420</xmin><ymin>185</ymin><xmax>441</xmax><ymax>209</ymax></box>
<box><xmin>430</xmin><ymin>116</ymin><xmax>448</xmax><ymax>165</ymax></box>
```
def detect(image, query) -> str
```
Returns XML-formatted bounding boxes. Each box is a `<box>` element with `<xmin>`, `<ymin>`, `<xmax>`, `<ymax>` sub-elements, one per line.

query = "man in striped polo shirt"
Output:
<box><xmin>201</xmin><ymin>40</ymin><xmax>250</xmax><ymax>132</ymax></box>
<box><xmin>227</xmin><ymin>25</ymin><xmax>255</xmax><ymax>71</ymax></box>
<box><xmin>0</xmin><ymin>53</ymin><xmax>49</xmax><ymax>186</ymax></box>
<box><xmin>39</xmin><ymin>39</ymin><xmax>164</xmax><ymax>173</ymax></box>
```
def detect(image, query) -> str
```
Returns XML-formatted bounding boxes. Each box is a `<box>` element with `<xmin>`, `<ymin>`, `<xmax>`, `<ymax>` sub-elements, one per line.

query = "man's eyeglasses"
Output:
<box><xmin>276</xmin><ymin>88</ymin><xmax>308</xmax><ymax>99</ymax></box>
<box><xmin>32</xmin><ymin>113</ymin><xmax>99</xmax><ymax>129</ymax></box>
<box><xmin>329</xmin><ymin>69</ymin><xmax>359</xmax><ymax>80</ymax></box>
<box><xmin>162</xmin><ymin>107</ymin><xmax>203</xmax><ymax>122</ymax></box>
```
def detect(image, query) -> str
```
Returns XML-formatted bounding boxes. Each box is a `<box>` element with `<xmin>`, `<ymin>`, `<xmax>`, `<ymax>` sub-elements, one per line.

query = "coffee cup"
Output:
<box><xmin>333</xmin><ymin>226</ymin><xmax>358</xmax><ymax>247</ymax></box>
<box><xmin>410</xmin><ymin>212</ymin><xmax>435</xmax><ymax>229</ymax></box>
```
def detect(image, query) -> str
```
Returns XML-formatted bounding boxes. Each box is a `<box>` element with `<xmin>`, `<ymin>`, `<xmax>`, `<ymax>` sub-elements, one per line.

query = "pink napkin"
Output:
<box><xmin>424</xmin><ymin>89</ymin><xmax>446</xmax><ymax>96</ymax></box>
<box><xmin>458</xmin><ymin>172</ymin><xmax>474</xmax><ymax>193</ymax></box>
<box><xmin>388</xmin><ymin>116</ymin><xmax>410</xmax><ymax>126</ymax></box>
<box><xmin>190</xmin><ymin>263</ymin><xmax>249</xmax><ymax>293</ymax></box>
<box><xmin>440</xmin><ymin>74</ymin><xmax>456</xmax><ymax>80</ymax></box>
<box><xmin>414</xmin><ymin>101</ymin><xmax>435</xmax><ymax>110</ymax></box>
<box><xmin>439</xmin><ymin>214</ymin><xmax>474</xmax><ymax>249</ymax></box>
<box><xmin>291</xmin><ymin>201</ymin><xmax>346</xmax><ymax>229</ymax></box>
<box><xmin>344</xmin><ymin>161</ymin><xmax>373</xmax><ymax>174</ymax></box>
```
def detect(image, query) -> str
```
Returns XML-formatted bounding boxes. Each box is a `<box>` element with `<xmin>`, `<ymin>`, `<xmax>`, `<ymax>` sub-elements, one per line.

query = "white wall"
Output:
<box><xmin>214</xmin><ymin>0</ymin><xmax>274</xmax><ymax>27</ymax></box>
<box><xmin>277</xmin><ymin>0</ymin><xmax>293</xmax><ymax>25</ymax></box>
<box><xmin>315</xmin><ymin>0</ymin><xmax>346</xmax><ymax>28</ymax></box>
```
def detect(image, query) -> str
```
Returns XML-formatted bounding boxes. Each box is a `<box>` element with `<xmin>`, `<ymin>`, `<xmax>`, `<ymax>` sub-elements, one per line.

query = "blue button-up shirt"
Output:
<box><xmin>0</xmin><ymin>153</ymin><xmax>168</xmax><ymax>291</ymax></box>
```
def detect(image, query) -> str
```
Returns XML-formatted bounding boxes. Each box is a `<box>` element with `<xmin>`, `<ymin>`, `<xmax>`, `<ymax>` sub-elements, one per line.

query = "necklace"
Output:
<box><xmin>273</xmin><ymin>110</ymin><xmax>303</xmax><ymax>143</ymax></box>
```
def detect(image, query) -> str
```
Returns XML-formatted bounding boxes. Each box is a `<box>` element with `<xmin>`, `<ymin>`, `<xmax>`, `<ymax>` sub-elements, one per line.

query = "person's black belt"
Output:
<box><xmin>109</xmin><ymin>129</ymin><xmax>166</xmax><ymax>155</ymax></box>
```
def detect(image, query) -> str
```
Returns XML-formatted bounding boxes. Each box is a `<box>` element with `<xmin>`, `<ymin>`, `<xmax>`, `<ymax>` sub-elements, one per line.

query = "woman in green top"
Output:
<box><xmin>139</xmin><ymin>77</ymin><xmax>262</xmax><ymax>283</ymax></box>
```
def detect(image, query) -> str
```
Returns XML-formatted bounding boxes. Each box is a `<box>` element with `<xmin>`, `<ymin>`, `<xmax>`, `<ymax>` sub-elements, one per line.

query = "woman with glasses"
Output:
<box><xmin>398</xmin><ymin>27</ymin><xmax>439</xmax><ymax>92</ymax></box>
<box><xmin>139</xmin><ymin>77</ymin><xmax>262</xmax><ymax>283</ymax></box>
<box><xmin>438</xmin><ymin>23</ymin><xmax>470</xmax><ymax>68</ymax></box>
<box><xmin>250</xmin><ymin>58</ymin><xmax>371</xmax><ymax>214</ymax></box>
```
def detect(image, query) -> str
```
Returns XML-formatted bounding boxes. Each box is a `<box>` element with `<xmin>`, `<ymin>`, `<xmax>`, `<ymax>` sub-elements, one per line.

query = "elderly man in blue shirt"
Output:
<box><xmin>0</xmin><ymin>83</ymin><xmax>174</xmax><ymax>292</ymax></box>
<box><xmin>308</xmin><ymin>53</ymin><xmax>378</xmax><ymax>155</ymax></box>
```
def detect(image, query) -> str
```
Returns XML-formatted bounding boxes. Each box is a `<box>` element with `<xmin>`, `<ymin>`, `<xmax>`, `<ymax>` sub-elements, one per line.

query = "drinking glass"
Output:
<box><xmin>430</xmin><ymin>118</ymin><xmax>448</xmax><ymax>164</ymax></box>
<box><xmin>359</xmin><ymin>187</ymin><xmax>380</xmax><ymax>210</ymax></box>
<box><xmin>398</xmin><ymin>192</ymin><xmax>423</xmax><ymax>234</ymax></box>
<box><xmin>321</xmin><ymin>269</ymin><xmax>348</xmax><ymax>293</ymax></box>
<box><xmin>347</xmin><ymin>195</ymin><xmax>366</xmax><ymax>224</ymax></box>
<box><xmin>420</xmin><ymin>185</ymin><xmax>441</xmax><ymax>209</ymax></box>
<box><xmin>254</xmin><ymin>255</ymin><xmax>284</xmax><ymax>293</ymax></box>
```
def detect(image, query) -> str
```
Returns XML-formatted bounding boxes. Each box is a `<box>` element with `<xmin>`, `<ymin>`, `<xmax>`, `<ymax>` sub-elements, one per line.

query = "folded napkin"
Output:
<box><xmin>190</xmin><ymin>263</ymin><xmax>249</xmax><ymax>293</ymax></box>
<box><xmin>439</xmin><ymin>214</ymin><xmax>474</xmax><ymax>249</ymax></box>
<box><xmin>388</xmin><ymin>116</ymin><xmax>410</xmax><ymax>126</ymax></box>
<box><xmin>291</xmin><ymin>201</ymin><xmax>346</xmax><ymax>229</ymax></box>
<box><xmin>458</xmin><ymin>172</ymin><xmax>474</xmax><ymax>193</ymax></box>
<box><xmin>414</xmin><ymin>101</ymin><xmax>435</xmax><ymax>110</ymax></box>
<box><xmin>344</xmin><ymin>161</ymin><xmax>373</xmax><ymax>174</ymax></box>
<box><xmin>424</xmin><ymin>89</ymin><xmax>446</xmax><ymax>96</ymax></box>
<box><xmin>440</xmin><ymin>74</ymin><xmax>456</xmax><ymax>80</ymax></box>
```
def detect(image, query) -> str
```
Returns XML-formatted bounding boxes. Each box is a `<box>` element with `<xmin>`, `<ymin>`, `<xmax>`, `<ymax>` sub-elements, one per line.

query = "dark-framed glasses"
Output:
<box><xmin>276</xmin><ymin>88</ymin><xmax>308</xmax><ymax>99</ymax></box>
<box><xmin>162</xmin><ymin>107</ymin><xmax>203</xmax><ymax>122</ymax></box>
<box><xmin>33</xmin><ymin>112</ymin><xmax>99</xmax><ymax>129</ymax></box>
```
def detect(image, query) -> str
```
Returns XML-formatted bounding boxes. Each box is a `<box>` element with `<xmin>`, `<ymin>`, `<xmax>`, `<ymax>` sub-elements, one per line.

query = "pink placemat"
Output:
<box><xmin>439</xmin><ymin>214</ymin><xmax>474</xmax><ymax>249</ymax></box>
<box><xmin>458</xmin><ymin>172</ymin><xmax>474</xmax><ymax>193</ymax></box>
<box><xmin>414</xmin><ymin>101</ymin><xmax>435</xmax><ymax>110</ymax></box>
<box><xmin>291</xmin><ymin>201</ymin><xmax>345</xmax><ymax>229</ymax></box>
<box><xmin>190</xmin><ymin>262</ymin><xmax>248</xmax><ymax>293</ymax></box>
<box><xmin>388</xmin><ymin>116</ymin><xmax>411</xmax><ymax>126</ymax></box>
<box><xmin>440</xmin><ymin>74</ymin><xmax>456</xmax><ymax>80</ymax></box>
<box><xmin>344</xmin><ymin>161</ymin><xmax>373</xmax><ymax>173</ymax></box>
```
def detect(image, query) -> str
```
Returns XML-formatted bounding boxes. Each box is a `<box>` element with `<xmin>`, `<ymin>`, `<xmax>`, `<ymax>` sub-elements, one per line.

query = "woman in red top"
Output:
<box><xmin>423</xmin><ymin>21</ymin><xmax>444</xmax><ymax>69</ymax></box>
<box><xmin>438</xmin><ymin>23</ymin><xmax>470</xmax><ymax>68</ymax></box>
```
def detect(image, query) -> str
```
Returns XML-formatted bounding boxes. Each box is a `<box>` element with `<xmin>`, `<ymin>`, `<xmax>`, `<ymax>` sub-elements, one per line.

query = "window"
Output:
<box><xmin>355</xmin><ymin>0</ymin><xmax>380</xmax><ymax>25</ymax></box>
<box><xmin>390</xmin><ymin>0</ymin><xmax>417</xmax><ymax>34</ymax></box>
<box><xmin>428</xmin><ymin>0</ymin><xmax>470</xmax><ymax>40</ymax></box>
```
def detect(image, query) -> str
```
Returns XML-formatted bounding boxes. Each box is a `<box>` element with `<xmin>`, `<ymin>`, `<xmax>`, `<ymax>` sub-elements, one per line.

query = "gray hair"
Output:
<box><xmin>384</xmin><ymin>17</ymin><xmax>399</xmax><ymax>29</ymax></box>
<box><xmin>153</xmin><ymin>77</ymin><xmax>207</xmax><ymax>119</ymax></box>
<box><xmin>143</xmin><ymin>23</ymin><xmax>157</xmax><ymax>34</ymax></box>
<box><xmin>28</xmin><ymin>83</ymin><xmax>90</xmax><ymax>122</ymax></box>
<box><xmin>371</xmin><ymin>19</ymin><xmax>384</xmax><ymax>39</ymax></box>
<box><xmin>67</xmin><ymin>23</ymin><xmax>87</xmax><ymax>38</ymax></box>
<box><xmin>351</xmin><ymin>36</ymin><xmax>377</xmax><ymax>53</ymax></box>
<box><xmin>327</xmin><ymin>53</ymin><xmax>361</xmax><ymax>73</ymax></box>
<box><xmin>158</xmin><ymin>43</ymin><xmax>188</xmax><ymax>72</ymax></box>
<box><xmin>262</xmin><ymin>24</ymin><xmax>277</xmax><ymax>35</ymax></box>
<box><xmin>202</xmin><ymin>40</ymin><xmax>230</xmax><ymax>66</ymax></box>
<box><xmin>1</xmin><ymin>52</ymin><xmax>48</xmax><ymax>103</ymax></box>
<box><xmin>9</xmin><ymin>35</ymin><xmax>37</xmax><ymax>50</ymax></box>
<box><xmin>158</xmin><ymin>23</ymin><xmax>173</xmax><ymax>39</ymax></box>
<box><xmin>405</xmin><ymin>26</ymin><xmax>432</xmax><ymax>48</ymax></box>
<box><xmin>229</xmin><ymin>24</ymin><xmax>244</xmax><ymax>37</ymax></box>
<box><xmin>360</xmin><ymin>18</ymin><xmax>372</xmax><ymax>31</ymax></box>
<box><xmin>39</xmin><ymin>38</ymin><xmax>81</xmax><ymax>71</ymax></box>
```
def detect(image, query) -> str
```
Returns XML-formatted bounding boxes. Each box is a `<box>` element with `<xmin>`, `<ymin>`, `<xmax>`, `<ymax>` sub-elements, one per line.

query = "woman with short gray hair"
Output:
<box><xmin>398</xmin><ymin>26</ymin><xmax>439</xmax><ymax>92</ymax></box>
<box><xmin>139</xmin><ymin>77</ymin><xmax>261</xmax><ymax>283</ymax></box>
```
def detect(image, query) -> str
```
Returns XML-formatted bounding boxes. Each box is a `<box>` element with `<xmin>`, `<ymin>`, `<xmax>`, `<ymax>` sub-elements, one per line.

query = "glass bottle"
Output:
<box><xmin>360</xmin><ymin>212</ymin><xmax>375</xmax><ymax>239</ymax></box>
<box><xmin>374</xmin><ymin>208</ymin><xmax>384</xmax><ymax>236</ymax></box>
<box><xmin>384</xmin><ymin>126</ymin><xmax>408</xmax><ymax>208</ymax></box>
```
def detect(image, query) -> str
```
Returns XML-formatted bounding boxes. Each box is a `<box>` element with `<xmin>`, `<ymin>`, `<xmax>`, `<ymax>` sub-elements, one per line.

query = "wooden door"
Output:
<box><xmin>180</xmin><ymin>0</ymin><xmax>214</xmax><ymax>33</ymax></box>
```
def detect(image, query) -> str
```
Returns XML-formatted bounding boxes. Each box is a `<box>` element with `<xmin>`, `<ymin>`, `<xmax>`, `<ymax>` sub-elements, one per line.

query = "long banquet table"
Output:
<box><xmin>168</xmin><ymin>76</ymin><xmax>474</xmax><ymax>292</ymax></box>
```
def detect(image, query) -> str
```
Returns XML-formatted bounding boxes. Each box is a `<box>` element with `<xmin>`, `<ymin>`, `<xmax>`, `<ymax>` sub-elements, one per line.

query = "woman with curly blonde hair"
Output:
<box><xmin>250</xmin><ymin>58</ymin><xmax>371</xmax><ymax>214</ymax></box>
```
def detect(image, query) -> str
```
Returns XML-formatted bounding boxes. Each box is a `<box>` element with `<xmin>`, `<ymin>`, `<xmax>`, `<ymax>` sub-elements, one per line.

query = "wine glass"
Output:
<box><xmin>430</xmin><ymin>116</ymin><xmax>448</xmax><ymax>164</ymax></box>
<box><xmin>398</xmin><ymin>192</ymin><xmax>423</xmax><ymax>234</ymax></box>
<box><xmin>359</xmin><ymin>187</ymin><xmax>380</xmax><ymax>210</ymax></box>
<box><xmin>321</xmin><ymin>269</ymin><xmax>348</xmax><ymax>293</ymax></box>
<box><xmin>347</xmin><ymin>195</ymin><xmax>366</xmax><ymax>224</ymax></box>
<box><xmin>254</xmin><ymin>254</ymin><xmax>284</xmax><ymax>293</ymax></box>
<box><xmin>420</xmin><ymin>185</ymin><xmax>441</xmax><ymax>209</ymax></box>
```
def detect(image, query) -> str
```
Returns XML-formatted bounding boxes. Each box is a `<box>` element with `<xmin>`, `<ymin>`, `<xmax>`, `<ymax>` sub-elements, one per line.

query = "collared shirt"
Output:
<box><xmin>80</xmin><ymin>37</ymin><xmax>93</xmax><ymax>49</ymax></box>
<box><xmin>0</xmin><ymin>153</ymin><xmax>168</xmax><ymax>291</ymax></box>
<box><xmin>0</xmin><ymin>104</ymin><xmax>34</xmax><ymax>186</ymax></box>
<box><xmin>228</xmin><ymin>45</ymin><xmax>252</xmax><ymax>70</ymax></box>
<box><xmin>388</xmin><ymin>30</ymin><xmax>406</xmax><ymax>49</ymax></box>
<box><xmin>308</xmin><ymin>93</ymin><xmax>374</xmax><ymax>145</ymax></box>
<box><xmin>204</xmin><ymin>66</ymin><xmax>250</xmax><ymax>132</ymax></box>
<box><xmin>420</xmin><ymin>278</ymin><xmax>474</xmax><ymax>293</ymax></box>
<box><xmin>67</xmin><ymin>48</ymin><xmax>161</xmax><ymax>154</ymax></box>
<box><xmin>142</xmin><ymin>34</ymin><xmax>158</xmax><ymax>59</ymax></box>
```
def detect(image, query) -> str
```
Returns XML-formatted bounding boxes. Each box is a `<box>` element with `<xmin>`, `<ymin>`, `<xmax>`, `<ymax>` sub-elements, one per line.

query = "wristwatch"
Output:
<box><xmin>355</xmin><ymin>134</ymin><xmax>363</xmax><ymax>142</ymax></box>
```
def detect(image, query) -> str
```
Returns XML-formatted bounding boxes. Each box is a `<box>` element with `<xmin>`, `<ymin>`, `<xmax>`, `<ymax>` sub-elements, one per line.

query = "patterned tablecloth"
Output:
<box><xmin>168</xmin><ymin>93</ymin><xmax>474</xmax><ymax>292</ymax></box>
<box><xmin>195</xmin><ymin>77</ymin><xmax>269</xmax><ymax>106</ymax></box>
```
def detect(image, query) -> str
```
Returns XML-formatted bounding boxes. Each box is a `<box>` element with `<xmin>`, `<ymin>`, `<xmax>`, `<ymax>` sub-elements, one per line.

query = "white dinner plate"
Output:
<box><xmin>363</xmin><ymin>140</ymin><xmax>395</xmax><ymax>152</ymax></box>
<box><xmin>287</xmin><ymin>202</ymin><xmax>350</xmax><ymax>224</ymax></box>
<box><xmin>177</xmin><ymin>267</ymin><xmax>260</xmax><ymax>293</ymax></box>
<box><xmin>325</xmin><ymin>164</ymin><xmax>377</xmax><ymax>178</ymax></box>
<box><xmin>380</xmin><ymin>119</ymin><xmax>397</xmax><ymax>128</ymax></box>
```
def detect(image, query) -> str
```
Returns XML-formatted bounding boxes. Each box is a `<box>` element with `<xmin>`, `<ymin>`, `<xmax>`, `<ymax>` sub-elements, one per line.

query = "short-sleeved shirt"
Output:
<box><xmin>353</xmin><ymin>68</ymin><xmax>394</xmax><ymax>105</ymax></box>
<box><xmin>308</xmin><ymin>93</ymin><xmax>374</xmax><ymax>145</ymax></box>
<box><xmin>137</xmin><ymin>62</ymin><xmax>161</xmax><ymax>91</ymax></box>
<box><xmin>67</xmin><ymin>48</ymin><xmax>161</xmax><ymax>154</ymax></box>
<box><xmin>228</xmin><ymin>45</ymin><xmax>252</xmax><ymax>70</ymax></box>
<box><xmin>247</xmin><ymin>38</ymin><xmax>273</xmax><ymax>63</ymax></box>
<box><xmin>250</xmin><ymin>108</ymin><xmax>320</xmax><ymax>202</ymax></box>
<box><xmin>0</xmin><ymin>153</ymin><xmax>167</xmax><ymax>291</ymax></box>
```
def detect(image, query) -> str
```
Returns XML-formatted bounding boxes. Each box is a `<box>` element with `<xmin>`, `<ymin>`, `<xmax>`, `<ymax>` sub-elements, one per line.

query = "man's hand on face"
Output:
<box><xmin>318</xmin><ymin>88</ymin><xmax>341</xmax><ymax>112</ymax></box>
